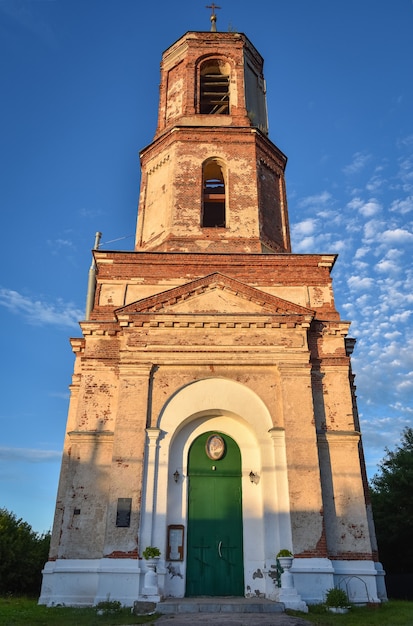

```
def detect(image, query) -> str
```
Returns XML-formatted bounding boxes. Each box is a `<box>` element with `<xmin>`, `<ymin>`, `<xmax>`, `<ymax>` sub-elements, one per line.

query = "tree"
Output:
<box><xmin>370</xmin><ymin>427</ymin><xmax>413</xmax><ymax>573</ymax></box>
<box><xmin>0</xmin><ymin>508</ymin><xmax>50</xmax><ymax>595</ymax></box>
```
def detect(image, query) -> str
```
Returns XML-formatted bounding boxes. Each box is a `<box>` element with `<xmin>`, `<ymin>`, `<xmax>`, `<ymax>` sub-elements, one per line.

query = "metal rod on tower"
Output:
<box><xmin>85</xmin><ymin>231</ymin><xmax>102</xmax><ymax>320</ymax></box>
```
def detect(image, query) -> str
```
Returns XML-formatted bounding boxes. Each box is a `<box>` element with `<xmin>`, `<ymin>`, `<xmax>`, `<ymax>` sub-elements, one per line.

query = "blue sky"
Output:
<box><xmin>1</xmin><ymin>0</ymin><xmax>412</xmax><ymax>534</ymax></box>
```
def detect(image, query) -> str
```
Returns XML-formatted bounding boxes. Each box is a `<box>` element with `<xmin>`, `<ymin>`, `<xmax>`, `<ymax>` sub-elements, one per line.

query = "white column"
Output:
<box><xmin>140</xmin><ymin>428</ymin><xmax>161</xmax><ymax>550</ymax></box>
<box><xmin>268</xmin><ymin>427</ymin><xmax>293</xmax><ymax>550</ymax></box>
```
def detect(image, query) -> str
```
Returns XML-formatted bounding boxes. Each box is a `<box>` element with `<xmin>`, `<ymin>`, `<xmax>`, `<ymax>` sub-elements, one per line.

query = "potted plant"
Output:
<box><xmin>325</xmin><ymin>587</ymin><xmax>350</xmax><ymax>614</ymax></box>
<box><xmin>277</xmin><ymin>549</ymin><xmax>293</xmax><ymax>557</ymax></box>
<box><xmin>276</xmin><ymin>549</ymin><xmax>293</xmax><ymax>570</ymax></box>
<box><xmin>142</xmin><ymin>546</ymin><xmax>161</xmax><ymax>560</ymax></box>
<box><xmin>142</xmin><ymin>547</ymin><xmax>161</xmax><ymax>596</ymax></box>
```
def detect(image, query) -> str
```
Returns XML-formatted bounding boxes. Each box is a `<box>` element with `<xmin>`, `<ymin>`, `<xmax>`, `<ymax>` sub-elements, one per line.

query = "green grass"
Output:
<box><xmin>0</xmin><ymin>597</ymin><xmax>158</xmax><ymax>625</ymax></box>
<box><xmin>1</xmin><ymin>597</ymin><xmax>412</xmax><ymax>625</ymax></box>
<box><xmin>287</xmin><ymin>600</ymin><xmax>413</xmax><ymax>625</ymax></box>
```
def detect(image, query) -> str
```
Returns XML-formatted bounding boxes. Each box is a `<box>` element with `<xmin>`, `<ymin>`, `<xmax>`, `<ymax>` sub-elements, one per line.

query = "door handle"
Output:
<box><xmin>218</xmin><ymin>541</ymin><xmax>222</xmax><ymax>558</ymax></box>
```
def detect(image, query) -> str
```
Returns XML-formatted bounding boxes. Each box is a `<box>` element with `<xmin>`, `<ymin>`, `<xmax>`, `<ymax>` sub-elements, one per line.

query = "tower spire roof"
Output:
<box><xmin>206</xmin><ymin>3</ymin><xmax>221</xmax><ymax>31</ymax></box>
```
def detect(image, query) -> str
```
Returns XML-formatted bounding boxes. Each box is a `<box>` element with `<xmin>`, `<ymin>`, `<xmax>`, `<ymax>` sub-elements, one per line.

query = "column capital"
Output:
<box><xmin>268</xmin><ymin>427</ymin><xmax>285</xmax><ymax>442</ymax></box>
<box><xmin>118</xmin><ymin>362</ymin><xmax>153</xmax><ymax>378</ymax></box>
<box><xmin>317</xmin><ymin>430</ymin><xmax>361</xmax><ymax>445</ymax></box>
<box><xmin>146</xmin><ymin>428</ymin><xmax>162</xmax><ymax>445</ymax></box>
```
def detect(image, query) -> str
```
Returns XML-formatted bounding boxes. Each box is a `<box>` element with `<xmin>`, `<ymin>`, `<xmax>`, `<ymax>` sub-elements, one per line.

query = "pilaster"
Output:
<box><xmin>102</xmin><ymin>363</ymin><xmax>153</xmax><ymax>557</ymax></box>
<box><xmin>278</xmin><ymin>360</ymin><xmax>326</xmax><ymax>557</ymax></box>
<box><xmin>317</xmin><ymin>431</ymin><xmax>373</xmax><ymax>559</ymax></box>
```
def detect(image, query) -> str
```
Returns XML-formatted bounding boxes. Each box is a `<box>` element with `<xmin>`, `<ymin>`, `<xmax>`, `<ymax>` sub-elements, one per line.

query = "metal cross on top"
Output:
<box><xmin>206</xmin><ymin>3</ymin><xmax>221</xmax><ymax>32</ymax></box>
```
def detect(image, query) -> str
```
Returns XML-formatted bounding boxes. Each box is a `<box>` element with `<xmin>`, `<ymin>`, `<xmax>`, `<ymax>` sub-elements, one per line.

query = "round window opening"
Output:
<box><xmin>205</xmin><ymin>434</ymin><xmax>226</xmax><ymax>460</ymax></box>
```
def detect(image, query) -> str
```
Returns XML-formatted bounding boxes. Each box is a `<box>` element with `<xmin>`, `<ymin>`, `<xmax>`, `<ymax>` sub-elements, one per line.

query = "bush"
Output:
<box><xmin>0</xmin><ymin>508</ymin><xmax>50</xmax><ymax>595</ymax></box>
<box><xmin>95</xmin><ymin>599</ymin><xmax>122</xmax><ymax>614</ymax></box>
<box><xmin>370</xmin><ymin>427</ymin><xmax>413</xmax><ymax>574</ymax></box>
<box><xmin>325</xmin><ymin>587</ymin><xmax>349</xmax><ymax>607</ymax></box>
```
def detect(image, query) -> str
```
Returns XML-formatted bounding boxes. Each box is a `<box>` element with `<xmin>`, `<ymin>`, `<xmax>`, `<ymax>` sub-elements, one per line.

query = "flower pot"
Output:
<box><xmin>278</xmin><ymin>556</ymin><xmax>293</xmax><ymax>570</ymax></box>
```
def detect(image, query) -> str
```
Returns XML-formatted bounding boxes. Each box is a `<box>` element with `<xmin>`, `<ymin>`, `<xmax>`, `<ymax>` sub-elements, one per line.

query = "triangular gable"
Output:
<box><xmin>115</xmin><ymin>273</ymin><xmax>314</xmax><ymax>319</ymax></box>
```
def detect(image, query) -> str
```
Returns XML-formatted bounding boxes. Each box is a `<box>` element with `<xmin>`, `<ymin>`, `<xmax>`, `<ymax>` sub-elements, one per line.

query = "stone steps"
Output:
<box><xmin>156</xmin><ymin>597</ymin><xmax>285</xmax><ymax>615</ymax></box>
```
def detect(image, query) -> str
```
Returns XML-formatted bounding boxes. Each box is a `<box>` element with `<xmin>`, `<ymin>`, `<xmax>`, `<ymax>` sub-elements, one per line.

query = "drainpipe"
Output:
<box><xmin>85</xmin><ymin>231</ymin><xmax>102</xmax><ymax>320</ymax></box>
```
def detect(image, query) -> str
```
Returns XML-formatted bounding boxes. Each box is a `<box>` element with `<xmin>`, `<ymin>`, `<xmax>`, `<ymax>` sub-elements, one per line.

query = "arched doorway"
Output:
<box><xmin>185</xmin><ymin>431</ymin><xmax>244</xmax><ymax>596</ymax></box>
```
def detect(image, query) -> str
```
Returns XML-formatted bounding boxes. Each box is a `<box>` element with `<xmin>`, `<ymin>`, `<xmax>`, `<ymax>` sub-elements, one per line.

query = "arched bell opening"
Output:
<box><xmin>200</xmin><ymin>59</ymin><xmax>230</xmax><ymax>115</ymax></box>
<box><xmin>202</xmin><ymin>159</ymin><xmax>226</xmax><ymax>228</ymax></box>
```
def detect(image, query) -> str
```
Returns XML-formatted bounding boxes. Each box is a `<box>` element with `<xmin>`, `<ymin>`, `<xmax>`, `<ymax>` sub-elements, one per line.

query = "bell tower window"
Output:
<box><xmin>202</xmin><ymin>160</ymin><xmax>226</xmax><ymax>227</ymax></box>
<box><xmin>200</xmin><ymin>60</ymin><xmax>230</xmax><ymax>115</ymax></box>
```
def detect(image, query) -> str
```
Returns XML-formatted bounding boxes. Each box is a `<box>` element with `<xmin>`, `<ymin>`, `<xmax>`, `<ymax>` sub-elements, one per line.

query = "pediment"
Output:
<box><xmin>116</xmin><ymin>273</ymin><xmax>314</xmax><ymax>320</ymax></box>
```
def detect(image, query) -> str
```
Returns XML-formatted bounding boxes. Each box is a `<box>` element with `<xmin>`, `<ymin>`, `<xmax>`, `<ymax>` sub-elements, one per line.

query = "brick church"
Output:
<box><xmin>40</xmin><ymin>17</ymin><xmax>386</xmax><ymax>608</ymax></box>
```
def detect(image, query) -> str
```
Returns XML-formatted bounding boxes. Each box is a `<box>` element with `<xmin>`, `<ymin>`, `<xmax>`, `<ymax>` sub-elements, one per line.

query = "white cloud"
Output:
<box><xmin>343</xmin><ymin>152</ymin><xmax>371</xmax><ymax>175</ymax></box>
<box><xmin>79</xmin><ymin>207</ymin><xmax>104</xmax><ymax>219</ymax></box>
<box><xmin>297</xmin><ymin>191</ymin><xmax>332</xmax><ymax>208</ymax></box>
<box><xmin>397</xmin><ymin>156</ymin><xmax>413</xmax><ymax>188</ymax></box>
<box><xmin>363</xmin><ymin>219</ymin><xmax>384</xmax><ymax>241</ymax></box>
<box><xmin>390</xmin><ymin>402</ymin><xmax>413</xmax><ymax>415</ymax></box>
<box><xmin>48</xmin><ymin>391</ymin><xmax>70</xmax><ymax>400</ymax></box>
<box><xmin>291</xmin><ymin>218</ymin><xmax>317</xmax><ymax>237</ymax></box>
<box><xmin>329</xmin><ymin>239</ymin><xmax>347</xmax><ymax>253</ymax></box>
<box><xmin>361</xmin><ymin>200</ymin><xmax>382</xmax><ymax>217</ymax></box>
<box><xmin>0</xmin><ymin>288</ymin><xmax>83</xmax><ymax>328</ymax></box>
<box><xmin>381</xmin><ymin>228</ymin><xmax>413</xmax><ymax>244</ymax></box>
<box><xmin>383</xmin><ymin>331</ymin><xmax>402</xmax><ymax>340</ymax></box>
<box><xmin>47</xmin><ymin>238</ymin><xmax>76</xmax><ymax>255</ymax></box>
<box><xmin>316</xmin><ymin>209</ymin><xmax>337</xmax><ymax>219</ymax></box>
<box><xmin>397</xmin><ymin>378</ymin><xmax>413</xmax><ymax>392</ymax></box>
<box><xmin>397</xmin><ymin>134</ymin><xmax>413</xmax><ymax>148</ymax></box>
<box><xmin>0</xmin><ymin>447</ymin><xmax>61</xmax><ymax>463</ymax></box>
<box><xmin>347</xmin><ymin>275</ymin><xmax>374</xmax><ymax>290</ymax></box>
<box><xmin>354</xmin><ymin>246</ymin><xmax>370</xmax><ymax>259</ymax></box>
<box><xmin>292</xmin><ymin>236</ymin><xmax>317</xmax><ymax>253</ymax></box>
<box><xmin>366</xmin><ymin>175</ymin><xmax>384</xmax><ymax>193</ymax></box>
<box><xmin>375</xmin><ymin>250</ymin><xmax>401</xmax><ymax>273</ymax></box>
<box><xmin>360</xmin><ymin>415</ymin><xmax>411</xmax><ymax>473</ymax></box>
<box><xmin>347</xmin><ymin>197</ymin><xmax>363</xmax><ymax>211</ymax></box>
<box><xmin>388</xmin><ymin>310</ymin><xmax>412</xmax><ymax>324</ymax></box>
<box><xmin>376</xmin><ymin>258</ymin><xmax>399</xmax><ymax>273</ymax></box>
<box><xmin>347</xmin><ymin>197</ymin><xmax>382</xmax><ymax>217</ymax></box>
<box><xmin>390</xmin><ymin>196</ymin><xmax>413</xmax><ymax>214</ymax></box>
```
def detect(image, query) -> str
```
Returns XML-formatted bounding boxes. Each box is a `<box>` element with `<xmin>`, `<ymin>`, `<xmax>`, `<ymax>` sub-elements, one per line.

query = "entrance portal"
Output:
<box><xmin>186</xmin><ymin>432</ymin><xmax>244</xmax><ymax>596</ymax></box>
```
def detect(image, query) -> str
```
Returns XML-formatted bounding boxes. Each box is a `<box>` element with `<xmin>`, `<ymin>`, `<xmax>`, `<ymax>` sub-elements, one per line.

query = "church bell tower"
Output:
<box><xmin>40</xmin><ymin>21</ymin><xmax>386</xmax><ymax>609</ymax></box>
<box><xmin>135</xmin><ymin>30</ymin><xmax>290</xmax><ymax>255</ymax></box>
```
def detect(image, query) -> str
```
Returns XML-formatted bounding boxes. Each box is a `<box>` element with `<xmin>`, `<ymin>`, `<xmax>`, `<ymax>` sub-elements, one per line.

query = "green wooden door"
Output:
<box><xmin>186</xmin><ymin>432</ymin><xmax>244</xmax><ymax>596</ymax></box>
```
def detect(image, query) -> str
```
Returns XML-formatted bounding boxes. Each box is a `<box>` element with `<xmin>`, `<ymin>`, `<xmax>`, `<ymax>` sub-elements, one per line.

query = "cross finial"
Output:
<box><xmin>206</xmin><ymin>3</ymin><xmax>221</xmax><ymax>32</ymax></box>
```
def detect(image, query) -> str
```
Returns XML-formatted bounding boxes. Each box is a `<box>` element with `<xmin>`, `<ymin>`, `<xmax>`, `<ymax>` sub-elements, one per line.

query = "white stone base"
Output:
<box><xmin>290</xmin><ymin>558</ymin><xmax>335</xmax><ymax>605</ymax></box>
<box><xmin>374</xmin><ymin>562</ymin><xmax>388</xmax><ymax>602</ymax></box>
<box><xmin>39</xmin><ymin>559</ymin><xmax>142</xmax><ymax>607</ymax></box>
<box><xmin>331</xmin><ymin>559</ymin><xmax>383</xmax><ymax>604</ymax></box>
<box><xmin>291</xmin><ymin>558</ymin><xmax>385</xmax><ymax>605</ymax></box>
<box><xmin>278</xmin><ymin>587</ymin><xmax>308</xmax><ymax>612</ymax></box>
<box><xmin>39</xmin><ymin>557</ymin><xmax>386</xmax><ymax>608</ymax></box>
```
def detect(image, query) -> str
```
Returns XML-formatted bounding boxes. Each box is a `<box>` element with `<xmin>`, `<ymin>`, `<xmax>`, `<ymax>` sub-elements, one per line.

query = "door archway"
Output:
<box><xmin>186</xmin><ymin>431</ymin><xmax>244</xmax><ymax>596</ymax></box>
